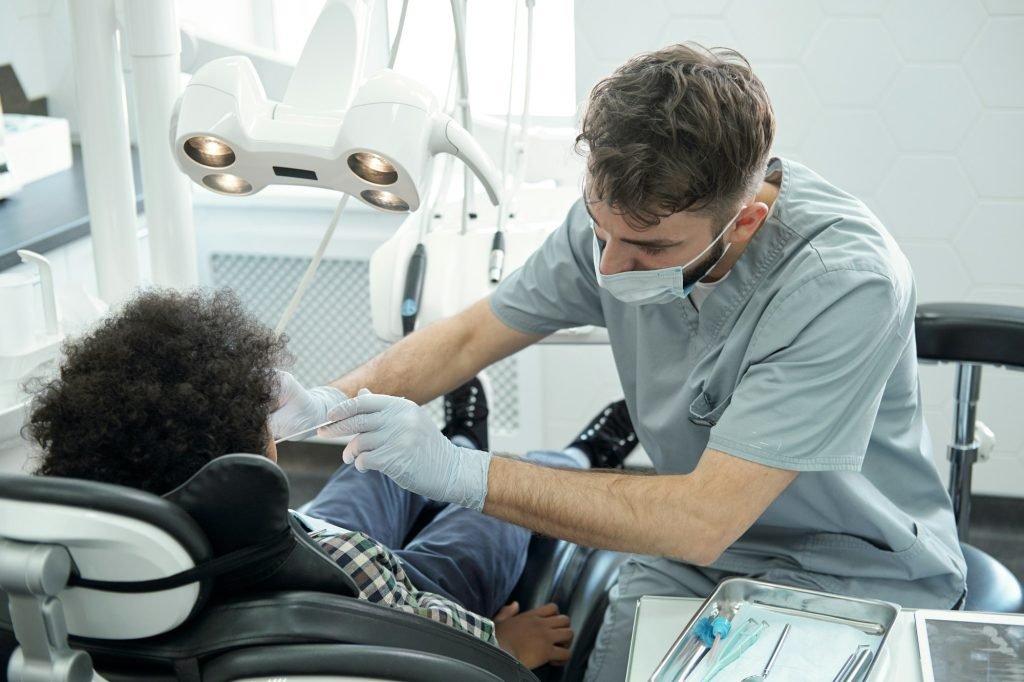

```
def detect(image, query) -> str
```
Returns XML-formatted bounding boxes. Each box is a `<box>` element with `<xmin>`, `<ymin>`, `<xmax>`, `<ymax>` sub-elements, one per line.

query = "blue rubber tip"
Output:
<box><xmin>694</xmin><ymin>615</ymin><xmax>733</xmax><ymax>646</ymax></box>
<box><xmin>711</xmin><ymin>617</ymin><xmax>732</xmax><ymax>638</ymax></box>
<box><xmin>694</xmin><ymin>617</ymin><xmax>715</xmax><ymax>646</ymax></box>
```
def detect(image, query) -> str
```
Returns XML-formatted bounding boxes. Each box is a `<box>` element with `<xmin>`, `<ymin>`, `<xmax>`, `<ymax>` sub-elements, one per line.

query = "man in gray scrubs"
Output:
<box><xmin>273</xmin><ymin>43</ymin><xmax>966</xmax><ymax>681</ymax></box>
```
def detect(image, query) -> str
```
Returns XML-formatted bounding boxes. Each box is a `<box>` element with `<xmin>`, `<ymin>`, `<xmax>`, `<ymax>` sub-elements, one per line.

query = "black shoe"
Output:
<box><xmin>441</xmin><ymin>375</ymin><xmax>489</xmax><ymax>450</ymax></box>
<box><xmin>568</xmin><ymin>400</ymin><xmax>637</xmax><ymax>468</ymax></box>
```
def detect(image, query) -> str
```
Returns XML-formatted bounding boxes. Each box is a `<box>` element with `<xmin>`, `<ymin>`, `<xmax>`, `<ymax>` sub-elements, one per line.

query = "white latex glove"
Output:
<box><xmin>269</xmin><ymin>370</ymin><xmax>347</xmax><ymax>441</ymax></box>
<box><xmin>322</xmin><ymin>390</ymin><xmax>491</xmax><ymax>511</ymax></box>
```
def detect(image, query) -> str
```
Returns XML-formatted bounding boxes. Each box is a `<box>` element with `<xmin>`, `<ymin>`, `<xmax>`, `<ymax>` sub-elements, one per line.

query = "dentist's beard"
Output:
<box><xmin>682</xmin><ymin>238</ymin><xmax>728</xmax><ymax>288</ymax></box>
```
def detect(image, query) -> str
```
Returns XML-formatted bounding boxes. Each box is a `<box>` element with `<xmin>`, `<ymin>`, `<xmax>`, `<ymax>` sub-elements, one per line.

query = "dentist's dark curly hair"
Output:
<box><xmin>26</xmin><ymin>288</ymin><xmax>289</xmax><ymax>495</ymax></box>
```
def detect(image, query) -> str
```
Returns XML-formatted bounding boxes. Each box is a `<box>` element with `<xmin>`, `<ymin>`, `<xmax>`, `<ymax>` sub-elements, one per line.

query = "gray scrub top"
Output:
<box><xmin>490</xmin><ymin>158</ymin><xmax>966</xmax><ymax>608</ymax></box>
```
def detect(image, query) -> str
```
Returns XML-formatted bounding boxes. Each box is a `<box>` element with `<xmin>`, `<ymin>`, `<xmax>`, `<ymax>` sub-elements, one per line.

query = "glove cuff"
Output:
<box><xmin>444</xmin><ymin>447</ymin><xmax>492</xmax><ymax>512</ymax></box>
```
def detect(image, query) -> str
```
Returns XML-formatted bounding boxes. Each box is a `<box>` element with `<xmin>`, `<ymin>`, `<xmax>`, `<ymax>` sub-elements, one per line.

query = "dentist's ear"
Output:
<box><xmin>731</xmin><ymin>203</ymin><xmax>771</xmax><ymax>244</ymax></box>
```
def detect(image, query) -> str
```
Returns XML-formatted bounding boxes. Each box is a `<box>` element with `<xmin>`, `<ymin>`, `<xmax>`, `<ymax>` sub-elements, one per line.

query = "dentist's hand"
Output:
<box><xmin>322</xmin><ymin>390</ymin><xmax>491</xmax><ymax>511</ymax></box>
<box><xmin>269</xmin><ymin>370</ymin><xmax>348</xmax><ymax>441</ymax></box>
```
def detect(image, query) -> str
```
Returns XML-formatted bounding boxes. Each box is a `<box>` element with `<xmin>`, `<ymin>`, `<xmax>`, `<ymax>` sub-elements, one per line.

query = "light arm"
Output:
<box><xmin>431</xmin><ymin>114</ymin><xmax>502</xmax><ymax>206</ymax></box>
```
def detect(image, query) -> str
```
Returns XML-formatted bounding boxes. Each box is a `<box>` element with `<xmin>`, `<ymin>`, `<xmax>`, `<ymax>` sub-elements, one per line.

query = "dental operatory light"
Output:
<box><xmin>171</xmin><ymin>0</ymin><xmax>502</xmax><ymax>213</ymax></box>
<box><xmin>183</xmin><ymin>136</ymin><xmax>236</xmax><ymax>168</ymax></box>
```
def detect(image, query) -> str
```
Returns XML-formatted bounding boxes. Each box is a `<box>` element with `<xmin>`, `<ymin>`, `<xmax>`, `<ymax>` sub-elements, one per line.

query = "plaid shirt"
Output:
<box><xmin>312</xmin><ymin>527</ymin><xmax>497</xmax><ymax>645</ymax></box>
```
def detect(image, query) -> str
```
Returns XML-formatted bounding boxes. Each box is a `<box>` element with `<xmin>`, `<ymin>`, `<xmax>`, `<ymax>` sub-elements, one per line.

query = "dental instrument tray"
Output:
<box><xmin>648</xmin><ymin>577</ymin><xmax>900</xmax><ymax>682</ymax></box>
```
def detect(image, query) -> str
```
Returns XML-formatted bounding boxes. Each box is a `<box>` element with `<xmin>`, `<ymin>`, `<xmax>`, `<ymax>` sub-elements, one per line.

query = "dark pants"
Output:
<box><xmin>304</xmin><ymin>463</ymin><xmax>530</xmax><ymax>618</ymax></box>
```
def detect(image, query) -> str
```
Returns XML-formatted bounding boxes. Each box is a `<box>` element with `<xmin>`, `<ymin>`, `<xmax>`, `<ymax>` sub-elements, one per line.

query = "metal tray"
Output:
<box><xmin>648</xmin><ymin>577</ymin><xmax>900</xmax><ymax>681</ymax></box>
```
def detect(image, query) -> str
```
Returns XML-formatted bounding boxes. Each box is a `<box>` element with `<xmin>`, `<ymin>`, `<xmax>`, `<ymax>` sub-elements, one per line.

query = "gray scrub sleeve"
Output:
<box><xmin>490</xmin><ymin>200</ymin><xmax>606</xmax><ymax>335</ymax></box>
<box><xmin>708</xmin><ymin>268</ymin><xmax>910</xmax><ymax>472</ymax></box>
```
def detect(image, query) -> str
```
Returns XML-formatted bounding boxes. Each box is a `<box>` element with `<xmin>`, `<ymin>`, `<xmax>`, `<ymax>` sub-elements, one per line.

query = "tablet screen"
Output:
<box><xmin>916</xmin><ymin>610</ymin><xmax>1024</xmax><ymax>682</ymax></box>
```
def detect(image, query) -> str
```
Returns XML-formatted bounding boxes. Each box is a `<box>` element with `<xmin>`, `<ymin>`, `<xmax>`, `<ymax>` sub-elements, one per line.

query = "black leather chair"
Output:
<box><xmin>0</xmin><ymin>455</ymin><xmax>542</xmax><ymax>681</ymax></box>
<box><xmin>509</xmin><ymin>536</ymin><xmax>625</xmax><ymax>682</ymax></box>
<box><xmin>915</xmin><ymin>302</ymin><xmax>1024</xmax><ymax>613</ymax></box>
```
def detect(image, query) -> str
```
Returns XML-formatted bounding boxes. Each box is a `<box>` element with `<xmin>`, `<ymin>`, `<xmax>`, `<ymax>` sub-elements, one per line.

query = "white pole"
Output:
<box><xmin>67</xmin><ymin>0</ymin><xmax>141</xmax><ymax>304</ymax></box>
<box><xmin>123</xmin><ymin>0</ymin><xmax>198</xmax><ymax>288</ymax></box>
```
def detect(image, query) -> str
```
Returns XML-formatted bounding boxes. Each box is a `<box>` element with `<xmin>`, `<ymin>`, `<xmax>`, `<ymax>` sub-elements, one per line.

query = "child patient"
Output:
<box><xmin>25</xmin><ymin>288</ymin><xmax>571</xmax><ymax>669</ymax></box>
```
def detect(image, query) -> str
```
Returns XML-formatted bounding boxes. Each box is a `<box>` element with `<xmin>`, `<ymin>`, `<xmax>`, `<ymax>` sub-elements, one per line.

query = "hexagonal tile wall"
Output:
<box><xmin>882</xmin><ymin>0</ymin><xmax>986</xmax><ymax>62</ymax></box>
<box><xmin>573</xmin><ymin>1</ymin><xmax>1024</xmax><ymax>495</ymax></box>
<box><xmin>881</xmin><ymin>66</ymin><xmax>980</xmax><ymax>152</ymax></box>
<box><xmin>800</xmin><ymin>110</ymin><xmax>897</xmax><ymax>198</ymax></box>
<box><xmin>955</xmin><ymin>203</ymin><xmax>1024</xmax><ymax>288</ymax></box>
<box><xmin>874</xmin><ymin>156</ymin><xmax>976</xmax><ymax>241</ymax></box>
<box><xmin>959</xmin><ymin>111</ymin><xmax>1024</xmax><ymax>199</ymax></box>
<box><xmin>726</xmin><ymin>0</ymin><xmax>823</xmax><ymax>61</ymax></box>
<box><xmin>964</xmin><ymin>17</ymin><xmax>1024</xmax><ymax>108</ymax></box>
<box><xmin>657</xmin><ymin>17</ymin><xmax>736</xmax><ymax>52</ymax></box>
<box><xmin>900</xmin><ymin>242</ymin><xmax>973</xmax><ymax>302</ymax></box>
<box><xmin>755</xmin><ymin>64</ymin><xmax>821</xmax><ymax>155</ymax></box>
<box><xmin>804</xmin><ymin>19</ymin><xmax>900</xmax><ymax>106</ymax></box>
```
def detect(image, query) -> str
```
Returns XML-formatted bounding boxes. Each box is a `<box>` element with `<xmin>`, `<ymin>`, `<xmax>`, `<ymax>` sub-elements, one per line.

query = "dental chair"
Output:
<box><xmin>0</xmin><ymin>454</ymin><xmax>544</xmax><ymax>681</ymax></box>
<box><xmin>915</xmin><ymin>302</ymin><xmax>1024</xmax><ymax>613</ymax></box>
<box><xmin>510</xmin><ymin>536</ymin><xmax>625</xmax><ymax>682</ymax></box>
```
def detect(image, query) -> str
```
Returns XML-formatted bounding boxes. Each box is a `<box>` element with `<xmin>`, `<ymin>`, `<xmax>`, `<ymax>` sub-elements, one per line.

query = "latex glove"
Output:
<box><xmin>269</xmin><ymin>370</ymin><xmax>347</xmax><ymax>441</ymax></box>
<box><xmin>322</xmin><ymin>390</ymin><xmax>491</xmax><ymax>511</ymax></box>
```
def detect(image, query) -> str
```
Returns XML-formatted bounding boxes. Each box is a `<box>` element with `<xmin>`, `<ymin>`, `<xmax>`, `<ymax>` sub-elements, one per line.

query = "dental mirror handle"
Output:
<box><xmin>762</xmin><ymin>623</ymin><xmax>790</xmax><ymax>678</ymax></box>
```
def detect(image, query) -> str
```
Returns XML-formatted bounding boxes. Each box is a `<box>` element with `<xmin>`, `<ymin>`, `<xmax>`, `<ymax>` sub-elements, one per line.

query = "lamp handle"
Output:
<box><xmin>284</xmin><ymin>0</ymin><xmax>374</xmax><ymax>111</ymax></box>
<box><xmin>432</xmin><ymin>114</ymin><xmax>502</xmax><ymax>207</ymax></box>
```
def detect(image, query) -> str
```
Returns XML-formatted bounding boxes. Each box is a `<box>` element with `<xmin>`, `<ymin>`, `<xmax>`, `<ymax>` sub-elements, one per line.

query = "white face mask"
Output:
<box><xmin>591</xmin><ymin>209</ymin><xmax>741</xmax><ymax>305</ymax></box>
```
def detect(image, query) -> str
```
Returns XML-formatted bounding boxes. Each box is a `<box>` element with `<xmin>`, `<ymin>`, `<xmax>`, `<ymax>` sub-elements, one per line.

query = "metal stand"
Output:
<box><xmin>948</xmin><ymin>363</ymin><xmax>982</xmax><ymax>541</ymax></box>
<box><xmin>0</xmin><ymin>539</ymin><xmax>104</xmax><ymax>682</ymax></box>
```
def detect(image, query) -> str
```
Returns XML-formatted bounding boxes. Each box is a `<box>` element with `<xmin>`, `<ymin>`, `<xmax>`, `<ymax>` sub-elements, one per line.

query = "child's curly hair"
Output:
<box><xmin>25</xmin><ymin>288</ymin><xmax>288</xmax><ymax>495</ymax></box>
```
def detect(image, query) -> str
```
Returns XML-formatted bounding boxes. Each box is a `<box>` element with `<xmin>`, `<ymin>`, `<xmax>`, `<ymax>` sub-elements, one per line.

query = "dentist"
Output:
<box><xmin>273</xmin><ymin>43</ymin><xmax>966</xmax><ymax>682</ymax></box>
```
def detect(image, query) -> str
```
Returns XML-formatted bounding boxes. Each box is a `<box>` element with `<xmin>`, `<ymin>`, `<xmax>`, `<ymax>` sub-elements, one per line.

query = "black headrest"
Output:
<box><xmin>916</xmin><ymin>302</ymin><xmax>1024</xmax><ymax>369</ymax></box>
<box><xmin>164</xmin><ymin>455</ymin><xmax>358</xmax><ymax>599</ymax></box>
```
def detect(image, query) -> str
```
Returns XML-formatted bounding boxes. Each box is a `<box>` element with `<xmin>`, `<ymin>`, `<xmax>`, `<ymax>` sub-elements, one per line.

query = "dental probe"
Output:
<box><xmin>274</xmin><ymin>418</ymin><xmax>344</xmax><ymax>444</ymax></box>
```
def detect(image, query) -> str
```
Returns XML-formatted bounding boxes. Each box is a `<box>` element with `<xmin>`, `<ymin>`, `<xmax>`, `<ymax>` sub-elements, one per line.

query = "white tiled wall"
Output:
<box><xmin>567</xmin><ymin>0</ymin><xmax>1024</xmax><ymax>496</ymax></box>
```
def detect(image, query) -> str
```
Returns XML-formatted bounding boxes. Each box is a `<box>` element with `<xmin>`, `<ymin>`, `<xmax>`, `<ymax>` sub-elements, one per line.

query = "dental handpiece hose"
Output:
<box><xmin>401</xmin><ymin>243</ymin><xmax>427</xmax><ymax>336</ymax></box>
<box><xmin>489</xmin><ymin>230</ymin><xmax>505</xmax><ymax>284</ymax></box>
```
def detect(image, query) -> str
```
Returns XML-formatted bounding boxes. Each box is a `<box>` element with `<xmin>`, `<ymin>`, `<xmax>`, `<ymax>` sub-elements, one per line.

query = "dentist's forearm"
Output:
<box><xmin>482</xmin><ymin>456</ymin><xmax>724</xmax><ymax>565</ymax></box>
<box><xmin>332</xmin><ymin>316</ymin><xmax>474</xmax><ymax>404</ymax></box>
<box><xmin>482</xmin><ymin>450</ymin><xmax>797</xmax><ymax>566</ymax></box>
<box><xmin>332</xmin><ymin>298</ymin><xmax>541</xmax><ymax>404</ymax></box>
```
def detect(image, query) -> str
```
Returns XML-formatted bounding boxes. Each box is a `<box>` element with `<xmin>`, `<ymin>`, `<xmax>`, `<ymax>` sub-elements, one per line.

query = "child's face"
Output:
<box><xmin>264</xmin><ymin>426</ymin><xmax>278</xmax><ymax>463</ymax></box>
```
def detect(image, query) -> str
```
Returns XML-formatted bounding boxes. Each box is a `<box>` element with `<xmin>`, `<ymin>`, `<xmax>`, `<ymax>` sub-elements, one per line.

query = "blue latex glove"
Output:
<box><xmin>321</xmin><ymin>389</ymin><xmax>491</xmax><ymax>511</ymax></box>
<box><xmin>269</xmin><ymin>370</ymin><xmax>347</xmax><ymax>442</ymax></box>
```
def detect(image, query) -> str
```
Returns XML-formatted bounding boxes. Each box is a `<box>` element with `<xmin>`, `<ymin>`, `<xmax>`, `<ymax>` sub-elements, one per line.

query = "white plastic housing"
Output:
<box><xmin>0</xmin><ymin>498</ymin><xmax>200</xmax><ymax>640</ymax></box>
<box><xmin>172</xmin><ymin>61</ymin><xmax>503</xmax><ymax>212</ymax></box>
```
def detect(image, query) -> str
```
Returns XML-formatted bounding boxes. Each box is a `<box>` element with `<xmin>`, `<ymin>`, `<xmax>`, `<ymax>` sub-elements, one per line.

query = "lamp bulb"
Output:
<box><xmin>348</xmin><ymin>152</ymin><xmax>398</xmax><ymax>185</ymax></box>
<box><xmin>184</xmin><ymin>136</ymin><xmax>236</xmax><ymax>168</ymax></box>
<box><xmin>202</xmin><ymin>173</ymin><xmax>253</xmax><ymax>194</ymax></box>
<box><xmin>361</xmin><ymin>189</ymin><xmax>409</xmax><ymax>212</ymax></box>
